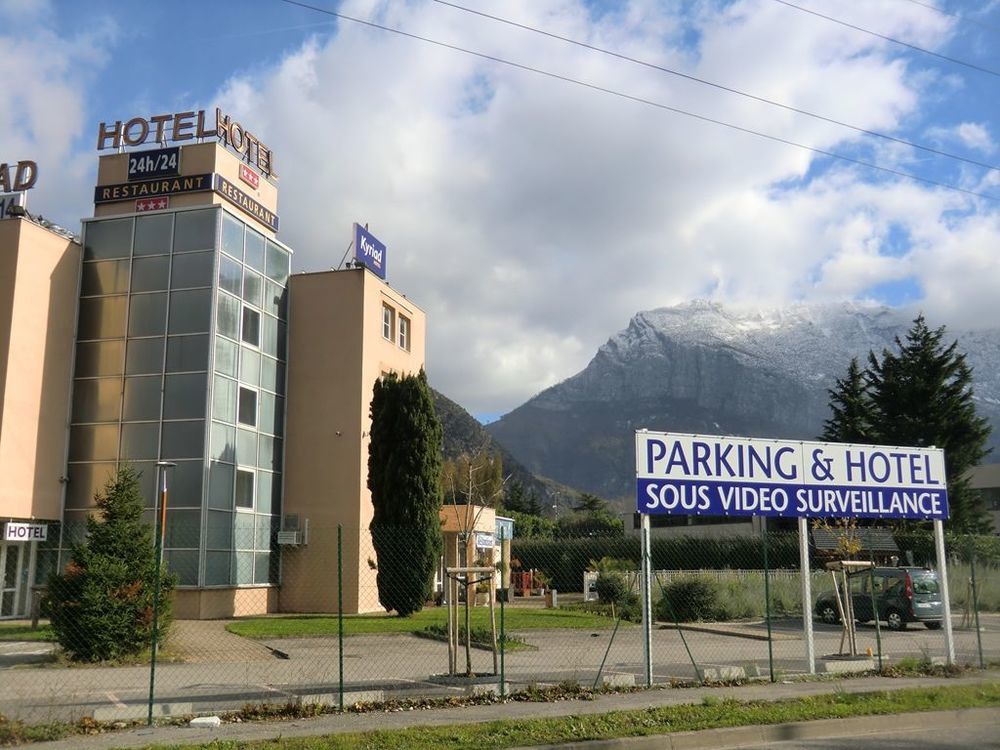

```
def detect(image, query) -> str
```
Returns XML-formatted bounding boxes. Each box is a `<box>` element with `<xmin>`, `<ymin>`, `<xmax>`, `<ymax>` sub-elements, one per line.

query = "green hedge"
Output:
<box><xmin>511</xmin><ymin>533</ymin><xmax>802</xmax><ymax>593</ymax></box>
<box><xmin>511</xmin><ymin>532</ymin><xmax>999</xmax><ymax>594</ymax></box>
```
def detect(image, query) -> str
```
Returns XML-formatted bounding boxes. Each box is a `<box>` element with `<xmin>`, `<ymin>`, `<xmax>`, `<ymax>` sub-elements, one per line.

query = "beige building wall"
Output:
<box><xmin>281</xmin><ymin>267</ymin><xmax>426</xmax><ymax>613</ymax></box>
<box><xmin>0</xmin><ymin>219</ymin><xmax>80</xmax><ymax>522</ymax></box>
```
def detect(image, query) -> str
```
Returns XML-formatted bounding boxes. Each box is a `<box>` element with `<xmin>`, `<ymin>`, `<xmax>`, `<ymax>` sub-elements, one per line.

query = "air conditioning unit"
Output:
<box><xmin>278</xmin><ymin>515</ymin><xmax>308</xmax><ymax>546</ymax></box>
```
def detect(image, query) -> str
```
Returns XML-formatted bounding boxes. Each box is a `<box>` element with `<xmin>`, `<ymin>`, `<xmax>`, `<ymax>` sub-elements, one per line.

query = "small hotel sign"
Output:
<box><xmin>4</xmin><ymin>522</ymin><xmax>47</xmax><ymax>542</ymax></box>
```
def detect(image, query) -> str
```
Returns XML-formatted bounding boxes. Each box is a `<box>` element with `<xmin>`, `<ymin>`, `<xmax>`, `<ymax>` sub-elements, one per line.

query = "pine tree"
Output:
<box><xmin>572</xmin><ymin>492</ymin><xmax>609</xmax><ymax>514</ymax></box>
<box><xmin>821</xmin><ymin>357</ymin><xmax>871</xmax><ymax>443</ymax></box>
<box><xmin>866</xmin><ymin>315</ymin><xmax>993</xmax><ymax>533</ymax></box>
<box><xmin>504</xmin><ymin>481</ymin><xmax>527</xmax><ymax>514</ymax></box>
<box><xmin>47</xmin><ymin>465</ymin><xmax>175</xmax><ymax>662</ymax></box>
<box><xmin>368</xmin><ymin>369</ymin><xmax>444</xmax><ymax>616</ymax></box>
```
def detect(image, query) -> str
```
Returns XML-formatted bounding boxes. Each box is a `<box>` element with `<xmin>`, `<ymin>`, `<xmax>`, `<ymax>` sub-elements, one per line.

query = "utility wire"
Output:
<box><xmin>894</xmin><ymin>0</ymin><xmax>1000</xmax><ymax>35</ymax></box>
<box><xmin>770</xmin><ymin>0</ymin><xmax>1000</xmax><ymax>78</ymax></box>
<box><xmin>432</xmin><ymin>0</ymin><xmax>1000</xmax><ymax>175</ymax></box>
<box><xmin>279</xmin><ymin>0</ymin><xmax>998</xmax><ymax>202</ymax></box>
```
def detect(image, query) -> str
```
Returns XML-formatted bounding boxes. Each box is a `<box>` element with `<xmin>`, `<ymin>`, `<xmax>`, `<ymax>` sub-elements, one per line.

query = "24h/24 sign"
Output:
<box><xmin>635</xmin><ymin>431</ymin><xmax>948</xmax><ymax>521</ymax></box>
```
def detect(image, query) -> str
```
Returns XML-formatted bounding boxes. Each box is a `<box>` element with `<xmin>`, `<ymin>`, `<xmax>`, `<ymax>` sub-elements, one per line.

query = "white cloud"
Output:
<box><xmin>926</xmin><ymin>122</ymin><xmax>995</xmax><ymax>154</ymax></box>
<box><xmin>7</xmin><ymin>0</ymin><xmax>999</xmax><ymax>417</ymax></box>
<box><xmin>0</xmin><ymin>12</ymin><xmax>116</xmax><ymax>225</ymax></box>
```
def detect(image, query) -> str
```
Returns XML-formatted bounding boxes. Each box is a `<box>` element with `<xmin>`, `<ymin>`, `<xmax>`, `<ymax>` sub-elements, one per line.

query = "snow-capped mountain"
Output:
<box><xmin>486</xmin><ymin>301</ymin><xmax>1000</xmax><ymax>500</ymax></box>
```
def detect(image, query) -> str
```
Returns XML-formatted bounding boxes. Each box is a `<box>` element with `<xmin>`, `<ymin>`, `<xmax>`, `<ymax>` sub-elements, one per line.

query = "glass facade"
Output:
<box><xmin>67</xmin><ymin>207</ymin><xmax>290</xmax><ymax>588</ymax></box>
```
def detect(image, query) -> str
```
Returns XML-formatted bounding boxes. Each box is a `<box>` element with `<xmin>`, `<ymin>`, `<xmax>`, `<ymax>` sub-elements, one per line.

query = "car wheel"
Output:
<box><xmin>924</xmin><ymin>621</ymin><xmax>942</xmax><ymax>630</ymax></box>
<box><xmin>886</xmin><ymin>609</ymin><xmax>906</xmax><ymax>631</ymax></box>
<box><xmin>818</xmin><ymin>604</ymin><xmax>838</xmax><ymax>624</ymax></box>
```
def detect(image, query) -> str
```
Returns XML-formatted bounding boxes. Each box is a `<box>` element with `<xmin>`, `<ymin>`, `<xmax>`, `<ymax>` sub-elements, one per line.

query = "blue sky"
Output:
<box><xmin>4</xmin><ymin>0</ymin><xmax>1000</xmax><ymax>417</ymax></box>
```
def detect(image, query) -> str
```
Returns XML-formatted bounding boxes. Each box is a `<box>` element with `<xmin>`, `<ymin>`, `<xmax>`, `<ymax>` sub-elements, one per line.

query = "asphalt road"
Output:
<box><xmin>1</xmin><ymin>613</ymin><xmax>997</xmax><ymax>722</ymax></box>
<box><xmin>734</xmin><ymin>717</ymin><xmax>1000</xmax><ymax>750</ymax></box>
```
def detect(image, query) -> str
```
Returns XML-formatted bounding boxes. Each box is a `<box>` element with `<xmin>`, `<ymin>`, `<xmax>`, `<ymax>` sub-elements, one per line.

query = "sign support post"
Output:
<box><xmin>641</xmin><ymin>514</ymin><xmax>653</xmax><ymax>687</ymax></box>
<box><xmin>797</xmin><ymin>517</ymin><xmax>815</xmax><ymax>674</ymax></box>
<box><xmin>933</xmin><ymin>519</ymin><xmax>955</xmax><ymax>665</ymax></box>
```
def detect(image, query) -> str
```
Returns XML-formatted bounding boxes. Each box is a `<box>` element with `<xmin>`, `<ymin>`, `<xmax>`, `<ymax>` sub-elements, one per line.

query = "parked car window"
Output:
<box><xmin>912</xmin><ymin>574</ymin><xmax>939</xmax><ymax>594</ymax></box>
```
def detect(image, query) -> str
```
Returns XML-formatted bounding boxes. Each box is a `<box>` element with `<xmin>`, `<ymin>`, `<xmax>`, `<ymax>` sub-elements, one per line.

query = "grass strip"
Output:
<box><xmin>111</xmin><ymin>682</ymin><xmax>1000</xmax><ymax>750</ymax></box>
<box><xmin>0</xmin><ymin>624</ymin><xmax>55</xmax><ymax>642</ymax></box>
<box><xmin>226</xmin><ymin>607</ymin><xmax>618</xmax><ymax>639</ymax></box>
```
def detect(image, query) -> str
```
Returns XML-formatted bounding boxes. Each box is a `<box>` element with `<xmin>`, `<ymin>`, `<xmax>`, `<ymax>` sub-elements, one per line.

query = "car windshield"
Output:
<box><xmin>912</xmin><ymin>574</ymin><xmax>939</xmax><ymax>594</ymax></box>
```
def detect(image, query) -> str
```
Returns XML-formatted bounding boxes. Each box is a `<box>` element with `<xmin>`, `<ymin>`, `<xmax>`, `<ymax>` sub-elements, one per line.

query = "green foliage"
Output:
<box><xmin>594</xmin><ymin>571</ymin><xmax>629</xmax><ymax>605</ymax></box>
<box><xmin>368</xmin><ymin>370</ymin><xmax>444</xmax><ymax>617</ymax></box>
<box><xmin>507</xmin><ymin>510</ymin><xmax>558</xmax><ymax>539</ymax></box>
<box><xmin>46</xmin><ymin>465</ymin><xmax>174</xmax><ymax>662</ymax></box>
<box><xmin>862</xmin><ymin>316</ymin><xmax>992</xmax><ymax>533</ymax></box>
<box><xmin>572</xmin><ymin>492</ymin><xmax>609</xmax><ymax>514</ymax></box>
<box><xmin>504</xmin><ymin>481</ymin><xmax>528</xmax><ymax>513</ymax></box>
<box><xmin>656</xmin><ymin>576</ymin><xmax>719</xmax><ymax>622</ymax></box>
<box><xmin>512</xmin><ymin>534</ymin><xmax>801</xmax><ymax>593</ymax></box>
<box><xmin>556</xmin><ymin>510</ymin><xmax>624</xmax><ymax>538</ymax></box>
<box><xmin>821</xmin><ymin>357</ymin><xmax>871</xmax><ymax>443</ymax></box>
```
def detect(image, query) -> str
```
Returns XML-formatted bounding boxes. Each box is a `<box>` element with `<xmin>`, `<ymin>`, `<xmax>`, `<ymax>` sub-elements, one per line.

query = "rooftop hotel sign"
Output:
<box><xmin>635</xmin><ymin>431</ymin><xmax>948</xmax><ymax>521</ymax></box>
<box><xmin>96</xmin><ymin>108</ymin><xmax>278</xmax><ymax>179</ymax></box>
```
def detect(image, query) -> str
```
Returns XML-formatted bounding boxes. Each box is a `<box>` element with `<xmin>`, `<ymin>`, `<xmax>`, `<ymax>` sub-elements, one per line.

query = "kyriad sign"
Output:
<box><xmin>353</xmin><ymin>223</ymin><xmax>386</xmax><ymax>279</ymax></box>
<box><xmin>635</xmin><ymin>431</ymin><xmax>948</xmax><ymax>521</ymax></box>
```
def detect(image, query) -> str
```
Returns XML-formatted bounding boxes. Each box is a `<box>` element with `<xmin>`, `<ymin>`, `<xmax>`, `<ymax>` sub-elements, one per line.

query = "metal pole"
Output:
<box><xmin>499</xmin><ymin>530</ymin><xmax>506</xmax><ymax>697</ymax></box>
<box><xmin>499</xmin><ymin>588</ymin><xmax>506</xmax><ymax>697</ymax></box>
<box><xmin>969</xmin><ymin>544</ymin><xmax>984</xmax><ymax>670</ymax></box>
<box><xmin>867</xmin><ymin>563</ymin><xmax>883</xmax><ymax>672</ymax></box>
<box><xmin>641</xmin><ymin>514</ymin><xmax>653</xmax><ymax>687</ymax></box>
<box><xmin>338</xmin><ymin>524</ymin><xmax>344</xmax><ymax>711</ymax></box>
<box><xmin>762</xmin><ymin>527</ymin><xmax>775</xmax><ymax>683</ymax></box>
<box><xmin>933</xmin><ymin>519</ymin><xmax>955</xmax><ymax>665</ymax></box>
<box><xmin>797</xmin><ymin>518</ymin><xmax>815</xmax><ymax>674</ymax></box>
<box><xmin>147</xmin><ymin>461</ymin><xmax>174</xmax><ymax>726</ymax></box>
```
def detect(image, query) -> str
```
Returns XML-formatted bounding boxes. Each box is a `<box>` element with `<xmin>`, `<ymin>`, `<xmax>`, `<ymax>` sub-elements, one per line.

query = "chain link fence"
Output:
<box><xmin>0</xmin><ymin>524</ymin><xmax>997</xmax><ymax>724</ymax></box>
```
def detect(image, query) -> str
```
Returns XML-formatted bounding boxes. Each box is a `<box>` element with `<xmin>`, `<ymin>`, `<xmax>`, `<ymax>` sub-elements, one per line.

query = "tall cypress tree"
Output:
<box><xmin>368</xmin><ymin>369</ymin><xmax>444</xmax><ymax>616</ymax></box>
<box><xmin>821</xmin><ymin>357</ymin><xmax>872</xmax><ymax>443</ymax></box>
<box><xmin>866</xmin><ymin>315</ymin><xmax>992</xmax><ymax>533</ymax></box>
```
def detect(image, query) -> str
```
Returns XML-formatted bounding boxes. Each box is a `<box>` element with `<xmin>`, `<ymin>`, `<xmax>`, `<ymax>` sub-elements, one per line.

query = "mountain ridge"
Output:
<box><xmin>485</xmin><ymin>300</ymin><xmax>1000</xmax><ymax>501</ymax></box>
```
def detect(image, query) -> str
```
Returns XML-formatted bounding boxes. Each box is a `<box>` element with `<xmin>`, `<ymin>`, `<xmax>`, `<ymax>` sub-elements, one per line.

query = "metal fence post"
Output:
<box><xmin>338</xmin><ymin>523</ymin><xmax>344</xmax><ymax>711</ymax></box>
<box><xmin>641</xmin><ymin>514</ymin><xmax>653</xmax><ymax>687</ymax></box>
<box><xmin>762</xmin><ymin>528</ymin><xmax>775</xmax><ymax>683</ymax></box>
<box><xmin>147</xmin><ymin>461</ymin><xmax>174</xmax><ymax>727</ymax></box>
<box><xmin>867</xmin><ymin>562</ymin><xmax>883</xmax><ymax>672</ymax></box>
<box><xmin>933</xmin><ymin>520</ymin><xmax>955</xmax><ymax>665</ymax></box>
<box><xmin>797</xmin><ymin>518</ymin><xmax>815</xmax><ymax>674</ymax></box>
<box><xmin>499</xmin><ymin>529</ymin><xmax>506</xmax><ymax>698</ymax></box>
<box><xmin>969</xmin><ymin>540</ymin><xmax>984</xmax><ymax>670</ymax></box>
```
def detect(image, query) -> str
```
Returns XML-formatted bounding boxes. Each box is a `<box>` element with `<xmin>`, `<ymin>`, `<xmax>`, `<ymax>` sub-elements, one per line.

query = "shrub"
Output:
<box><xmin>656</xmin><ymin>576</ymin><xmax>719</xmax><ymax>622</ymax></box>
<box><xmin>594</xmin><ymin>571</ymin><xmax>630</xmax><ymax>606</ymax></box>
<box><xmin>47</xmin><ymin>466</ymin><xmax>175</xmax><ymax>662</ymax></box>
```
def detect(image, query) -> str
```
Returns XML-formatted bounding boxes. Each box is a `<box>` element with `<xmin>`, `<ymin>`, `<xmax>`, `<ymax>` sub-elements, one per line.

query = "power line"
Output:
<box><xmin>770</xmin><ymin>0</ymin><xmax>1000</xmax><ymax>78</ymax></box>
<box><xmin>893</xmin><ymin>0</ymin><xmax>1000</xmax><ymax>35</ymax></box>
<box><xmin>432</xmin><ymin>0</ymin><xmax>1000</xmax><ymax>175</ymax></box>
<box><xmin>278</xmin><ymin>0</ymin><xmax>998</xmax><ymax>202</ymax></box>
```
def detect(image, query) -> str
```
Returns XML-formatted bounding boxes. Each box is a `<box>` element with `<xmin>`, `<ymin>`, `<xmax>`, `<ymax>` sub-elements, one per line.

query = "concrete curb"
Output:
<box><xmin>512</xmin><ymin>707</ymin><xmax>1000</xmax><ymax>750</ymax></box>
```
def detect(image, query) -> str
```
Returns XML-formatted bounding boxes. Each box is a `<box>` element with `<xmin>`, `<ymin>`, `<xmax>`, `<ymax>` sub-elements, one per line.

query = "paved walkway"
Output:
<box><xmin>166</xmin><ymin>620</ymin><xmax>275</xmax><ymax>663</ymax></box>
<box><xmin>26</xmin><ymin>671</ymin><xmax>1000</xmax><ymax>750</ymax></box>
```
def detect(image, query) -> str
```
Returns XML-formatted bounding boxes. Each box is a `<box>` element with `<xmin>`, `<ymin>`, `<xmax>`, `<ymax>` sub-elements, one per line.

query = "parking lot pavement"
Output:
<box><xmin>1</xmin><ymin>613</ymin><xmax>997</xmax><ymax>723</ymax></box>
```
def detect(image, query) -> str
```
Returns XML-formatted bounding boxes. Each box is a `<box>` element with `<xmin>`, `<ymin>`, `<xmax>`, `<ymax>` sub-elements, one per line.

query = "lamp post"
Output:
<box><xmin>147</xmin><ymin>460</ymin><xmax>175</xmax><ymax>726</ymax></box>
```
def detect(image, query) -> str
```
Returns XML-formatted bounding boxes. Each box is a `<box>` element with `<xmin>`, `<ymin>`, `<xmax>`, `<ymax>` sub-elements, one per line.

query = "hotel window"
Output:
<box><xmin>235</xmin><ymin>469</ymin><xmax>255</xmax><ymax>510</ymax></box>
<box><xmin>241</xmin><ymin>306</ymin><xmax>260</xmax><ymax>347</ymax></box>
<box><xmin>238</xmin><ymin>386</ymin><xmax>258</xmax><ymax>427</ymax></box>
<box><xmin>398</xmin><ymin>315</ymin><xmax>411</xmax><ymax>351</ymax></box>
<box><xmin>382</xmin><ymin>303</ymin><xmax>395</xmax><ymax>341</ymax></box>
